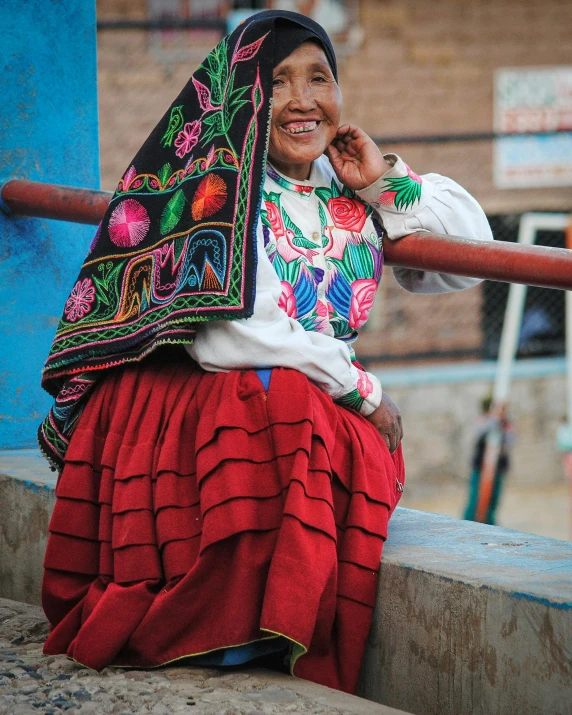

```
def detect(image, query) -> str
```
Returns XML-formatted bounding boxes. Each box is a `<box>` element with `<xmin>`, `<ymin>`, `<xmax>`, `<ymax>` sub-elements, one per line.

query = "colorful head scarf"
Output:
<box><xmin>39</xmin><ymin>10</ymin><xmax>338</xmax><ymax>470</ymax></box>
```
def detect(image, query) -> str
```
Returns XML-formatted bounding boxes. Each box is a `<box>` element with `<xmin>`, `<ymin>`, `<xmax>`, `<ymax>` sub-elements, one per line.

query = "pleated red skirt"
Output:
<box><xmin>42</xmin><ymin>354</ymin><xmax>404</xmax><ymax>694</ymax></box>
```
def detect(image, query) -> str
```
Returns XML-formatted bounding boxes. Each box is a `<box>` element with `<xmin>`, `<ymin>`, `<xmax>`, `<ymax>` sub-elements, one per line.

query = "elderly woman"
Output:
<box><xmin>39</xmin><ymin>10</ymin><xmax>492</xmax><ymax>694</ymax></box>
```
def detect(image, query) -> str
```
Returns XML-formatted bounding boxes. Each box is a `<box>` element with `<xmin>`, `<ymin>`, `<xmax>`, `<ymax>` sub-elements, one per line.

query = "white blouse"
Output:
<box><xmin>187</xmin><ymin>153</ymin><xmax>493</xmax><ymax>415</ymax></box>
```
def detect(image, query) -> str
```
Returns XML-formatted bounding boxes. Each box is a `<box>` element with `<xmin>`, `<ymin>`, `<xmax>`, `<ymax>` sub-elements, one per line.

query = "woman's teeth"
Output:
<box><xmin>284</xmin><ymin>121</ymin><xmax>318</xmax><ymax>134</ymax></box>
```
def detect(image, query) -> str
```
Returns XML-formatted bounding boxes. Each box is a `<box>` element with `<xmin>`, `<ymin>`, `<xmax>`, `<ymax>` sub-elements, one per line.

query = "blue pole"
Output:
<box><xmin>0</xmin><ymin>0</ymin><xmax>100</xmax><ymax>449</ymax></box>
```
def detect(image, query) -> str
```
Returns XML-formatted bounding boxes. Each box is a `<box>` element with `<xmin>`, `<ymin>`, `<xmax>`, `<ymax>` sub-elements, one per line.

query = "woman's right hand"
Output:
<box><xmin>366</xmin><ymin>392</ymin><xmax>403</xmax><ymax>453</ymax></box>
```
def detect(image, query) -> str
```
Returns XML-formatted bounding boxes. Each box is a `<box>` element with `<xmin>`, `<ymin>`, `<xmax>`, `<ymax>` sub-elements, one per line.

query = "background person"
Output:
<box><xmin>464</xmin><ymin>397</ymin><xmax>515</xmax><ymax>525</ymax></box>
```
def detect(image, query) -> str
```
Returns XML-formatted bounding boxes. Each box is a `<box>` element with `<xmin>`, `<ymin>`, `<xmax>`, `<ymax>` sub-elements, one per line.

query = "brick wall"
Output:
<box><xmin>95</xmin><ymin>0</ymin><xmax>572</xmax><ymax>362</ymax></box>
<box><xmin>97</xmin><ymin>0</ymin><xmax>572</xmax><ymax>212</ymax></box>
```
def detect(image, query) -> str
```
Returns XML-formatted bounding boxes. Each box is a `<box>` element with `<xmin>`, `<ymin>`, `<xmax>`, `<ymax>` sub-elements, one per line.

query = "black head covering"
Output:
<box><xmin>272</xmin><ymin>19</ymin><xmax>337</xmax><ymax>79</ymax></box>
<box><xmin>39</xmin><ymin>10</ymin><xmax>339</xmax><ymax>470</ymax></box>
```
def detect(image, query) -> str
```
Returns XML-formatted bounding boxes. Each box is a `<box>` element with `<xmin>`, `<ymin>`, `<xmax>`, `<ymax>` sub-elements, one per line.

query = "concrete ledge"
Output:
<box><xmin>359</xmin><ymin>509</ymin><xmax>572</xmax><ymax>715</ymax></box>
<box><xmin>0</xmin><ymin>450</ymin><xmax>56</xmax><ymax>604</ymax></box>
<box><xmin>2</xmin><ymin>450</ymin><xmax>572</xmax><ymax>714</ymax></box>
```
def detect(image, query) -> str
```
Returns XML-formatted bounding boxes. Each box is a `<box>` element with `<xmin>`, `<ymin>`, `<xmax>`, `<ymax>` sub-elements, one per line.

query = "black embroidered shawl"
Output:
<box><xmin>38</xmin><ymin>10</ymin><xmax>337</xmax><ymax>470</ymax></box>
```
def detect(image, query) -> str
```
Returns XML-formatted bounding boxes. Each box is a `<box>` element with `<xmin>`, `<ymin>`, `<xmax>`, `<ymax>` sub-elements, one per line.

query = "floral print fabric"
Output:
<box><xmin>261</xmin><ymin>161</ymin><xmax>384</xmax><ymax>350</ymax></box>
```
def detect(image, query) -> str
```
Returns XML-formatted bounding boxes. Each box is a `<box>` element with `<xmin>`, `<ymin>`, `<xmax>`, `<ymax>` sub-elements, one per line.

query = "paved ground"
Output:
<box><xmin>400</xmin><ymin>479</ymin><xmax>571</xmax><ymax>542</ymax></box>
<box><xmin>0</xmin><ymin>600</ymin><xmax>404</xmax><ymax>715</ymax></box>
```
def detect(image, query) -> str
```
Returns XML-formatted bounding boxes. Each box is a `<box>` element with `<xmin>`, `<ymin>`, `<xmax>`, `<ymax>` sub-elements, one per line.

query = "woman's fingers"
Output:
<box><xmin>366</xmin><ymin>392</ymin><xmax>403</xmax><ymax>454</ymax></box>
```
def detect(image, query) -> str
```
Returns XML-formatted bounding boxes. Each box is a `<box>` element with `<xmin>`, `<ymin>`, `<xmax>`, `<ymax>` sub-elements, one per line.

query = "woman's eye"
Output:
<box><xmin>272</xmin><ymin>78</ymin><xmax>284</xmax><ymax>87</ymax></box>
<box><xmin>312</xmin><ymin>76</ymin><xmax>327</xmax><ymax>83</ymax></box>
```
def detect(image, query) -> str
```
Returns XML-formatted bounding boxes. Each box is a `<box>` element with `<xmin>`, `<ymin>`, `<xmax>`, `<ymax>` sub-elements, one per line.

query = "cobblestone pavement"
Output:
<box><xmin>0</xmin><ymin>599</ymin><xmax>396</xmax><ymax>715</ymax></box>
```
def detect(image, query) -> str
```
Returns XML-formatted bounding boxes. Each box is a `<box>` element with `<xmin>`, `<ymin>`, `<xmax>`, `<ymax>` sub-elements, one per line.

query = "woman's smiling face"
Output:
<box><xmin>268</xmin><ymin>41</ymin><xmax>342</xmax><ymax>181</ymax></box>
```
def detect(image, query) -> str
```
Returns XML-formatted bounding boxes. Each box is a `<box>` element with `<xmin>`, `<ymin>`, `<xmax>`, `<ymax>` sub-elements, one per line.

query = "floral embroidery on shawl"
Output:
<box><xmin>39</xmin><ymin>20</ymin><xmax>275</xmax><ymax>471</ymax></box>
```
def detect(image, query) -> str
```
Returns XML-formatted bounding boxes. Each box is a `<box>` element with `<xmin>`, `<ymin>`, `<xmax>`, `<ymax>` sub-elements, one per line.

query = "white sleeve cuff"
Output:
<box><xmin>356</xmin><ymin>154</ymin><xmax>434</xmax><ymax>223</ymax></box>
<box><xmin>336</xmin><ymin>370</ymin><xmax>382</xmax><ymax>416</ymax></box>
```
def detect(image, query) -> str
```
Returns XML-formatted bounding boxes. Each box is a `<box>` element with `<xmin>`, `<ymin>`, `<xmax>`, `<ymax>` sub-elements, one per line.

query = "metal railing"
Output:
<box><xmin>1</xmin><ymin>178</ymin><xmax>571</xmax><ymax>291</ymax></box>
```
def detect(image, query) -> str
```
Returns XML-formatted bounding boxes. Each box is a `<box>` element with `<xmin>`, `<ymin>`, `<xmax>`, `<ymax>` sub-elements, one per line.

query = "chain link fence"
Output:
<box><xmin>357</xmin><ymin>214</ymin><xmax>567</xmax><ymax>366</ymax></box>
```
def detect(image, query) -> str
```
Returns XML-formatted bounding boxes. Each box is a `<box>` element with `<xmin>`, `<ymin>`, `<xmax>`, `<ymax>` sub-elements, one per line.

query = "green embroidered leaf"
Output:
<box><xmin>203</xmin><ymin>112</ymin><xmax>221</xmax><ymax>126</ymax></box>
<box><xmin>318</xmin><ymin>202</ymin><xmax>327</xmax><ymax>232</ymax></box>
<box><xmin>92</xmin><ymin>274</ymin><xmax>110</xmax><ymax>306</ymax></box>
<box><xmin>201</xmin><ymin>112</ymin><xmax>224</xmax><ymax>144</ymax></box>
<box><xmin>330</xmin><ymin>178</ymin><xmax>342</xmax><ymax>198</ymax></box>
<box><xmin>230</xmin><ymin>83</ymin><xmax>250</xmax><ymax>103</ymax></box>
<box><xmin>332</xmin><ymin>249</ymin><xmax>355</xmax><ymax>285</ymax></box>
<box><xmin>315</xmin><ymin>187</ymin><xmax>332</xmax><ymax>205</ymax></box>
<box><xmin>337</xmin><ymin>389</ymin><xmax>365</xmax><ymax>412</ymax></box>
<box><xmin>348</xmin><ymin>240</ymin><xmax>375</xmax><ymax>280</ymax></box>
<box><xmin>253</xmin><ymin>83</ymin><xmax>262</xmax><ymax>110</ymax></box>
<box><xmin>261</xmin><ymin>209</ymin><xmax>271</xmax><ymax>228</ymax></box>
<box><xmin>158</xmin><ymin>162</ymin><xmax>172</xmax><ymax>187</ymax></box>
<box><xmin>298</xmin><ymin>316</ymin><xmax>321</xmax><ymax>332</ymax></box>
<box><xmin>160</xmin><ymin>190</ymin><xmax>186</xmax><ymax>235</ymax></box>
<box><xmin>281</xmin><ymin>208</ymin><xmax>302</xmax><ymax>237</ymax></box>
<box><xmin>224</xmin><ymin>99</ymin><xmax>249</xmax><ymax>132</ymax></box>
<box><xmin>385</xmin><ymin>175</ymin><xmax>422</xmax><ymax>212</ymax></box>
<box><xmin>271</xmin><ymin>253</ymin><xmax>300</xmax><ymax>285</ymax></box>
<box><xmin>263</xmin><ymin>191</ymin><xmax>281</xmax><ymax>205</ymax></box>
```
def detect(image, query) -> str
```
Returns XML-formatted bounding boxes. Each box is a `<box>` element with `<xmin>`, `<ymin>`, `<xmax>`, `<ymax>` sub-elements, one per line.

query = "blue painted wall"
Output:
<box><xmin>0</xmin><ymin>0</ymin><xmax>99</xmax><ymax>448</ymax></box>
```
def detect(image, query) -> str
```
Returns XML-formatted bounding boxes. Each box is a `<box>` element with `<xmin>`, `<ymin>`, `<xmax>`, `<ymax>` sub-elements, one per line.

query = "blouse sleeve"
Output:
<box><xmin>186</xmin><ymin>224</ymin><xmax>382</xmax><ymax>416</ymax></box>
<box><xmin>356</xmin><ymin>154</ymin><xmax>494</xmax><ymax>294</ymax></box>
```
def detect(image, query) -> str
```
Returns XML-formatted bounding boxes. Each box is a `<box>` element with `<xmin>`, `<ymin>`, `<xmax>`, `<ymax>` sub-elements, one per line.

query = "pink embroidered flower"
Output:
<box><xmin>349</xmin><ymin>278</ymin><xmax>377</xmax><ymax>329</ymax></box>
<box><xmin>174</xmin><ymin>121</ymin><xmax>201</xmax><ymax>159</ymax></box>
<box><xmin>406</xmin><ymin>164</ymin><xmax>422</xmax><ymax>183</ymax></box>
<box><xmin>315</xmin><ymin>300</ymin><xmax>328</xmax><ymax>317</ymax></box>
<box><xmin>64</xmin><ymin>278</ymin><xmax>96</xmax><ymax>323</ymax></box>
<box><xmin>327</xmin><ymin>196</ymin><xmax>367</xmax><ymax>232</ymax></box>
<box><xmin>278</xmin><ymin>282</ymin><xmax>297</xmax><ymax>318</ymax></box>
<box><xmin>377</xmin><ymin>190</ymin><xmax>397</xmax><ymax>207</ymax></box>
<box><xmin>264</xmin><ymin>201</ymin><xmax>285</xmax><ymax>238</ymax></box>
<box><xmin>357</xmin><ymin>370</ymin><xmax>374</xmax><ymax>399</ymax></box>
<box><xmin>108</xmin><ymin>199</ymin><xmax>150</xmax><ymax>247</ymax></box>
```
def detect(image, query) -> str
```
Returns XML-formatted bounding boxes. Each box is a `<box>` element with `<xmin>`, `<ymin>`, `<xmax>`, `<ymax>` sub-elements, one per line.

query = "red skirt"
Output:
<box><xmin>42</xmin><ymin>355</ymin><xmax>404</xmax><ymax>694</ymax></box>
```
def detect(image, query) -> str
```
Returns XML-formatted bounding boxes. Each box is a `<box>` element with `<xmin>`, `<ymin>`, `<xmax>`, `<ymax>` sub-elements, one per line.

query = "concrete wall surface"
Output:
<box><xmin>370</xmin><ymin>359</ymin><xmax>569</xmax><ymax>488</ymax></box>
<box><xmin>359</xmin><ymin>509</ymin><xmax>572</xmax><ymax>715</ymax></box>
<box><xmin>1</xmin><ymin>450</ymin><xmax>571</xmax><ymax>714</ymax></box>
<box><xmin>0</xmin><ymin>451</ymin><xmax>56</xmax><ymax>604</ymax></box>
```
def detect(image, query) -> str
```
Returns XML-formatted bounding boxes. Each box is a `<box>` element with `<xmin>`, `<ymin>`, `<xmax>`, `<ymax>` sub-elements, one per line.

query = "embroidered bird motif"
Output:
<box><xmin>161</xmin><ymin>105</ymin><xmax>184</xmax><ymax>148</ymax></box>
<box><xmin>281</xmin><ymin>209</ymin><xmax>318</xmax><ymax>263</ymax></box>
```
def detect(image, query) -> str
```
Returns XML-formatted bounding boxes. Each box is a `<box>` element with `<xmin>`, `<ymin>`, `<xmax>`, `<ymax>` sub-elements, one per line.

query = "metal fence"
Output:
<box><xmin>359</xmin><ymin>215</ymin><xmax>567</xmax><ymax>366</ymax></box>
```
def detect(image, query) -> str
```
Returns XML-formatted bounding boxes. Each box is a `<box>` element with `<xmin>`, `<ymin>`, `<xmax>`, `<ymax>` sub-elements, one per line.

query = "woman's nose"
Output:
<box><xmin>287</xmin><ymin>81</ymin><xmax>317</xmax><ymax>111</ymax></box>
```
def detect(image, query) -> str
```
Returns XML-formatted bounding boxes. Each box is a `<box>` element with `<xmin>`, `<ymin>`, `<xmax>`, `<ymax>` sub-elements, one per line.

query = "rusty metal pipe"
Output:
<box><xmin>384</xmin><ymin>231</ymin><xmax>572</xmax><ymax>291</ymax></box>
<box><xmin>0</xmin><ymin>179</ymin><xmax>112</xmax><ymax>225</ymax></box>
<box><xmin>2</xmin><ymin>178</ymin><xmax>571</xmax><ymax>290</ymax></box>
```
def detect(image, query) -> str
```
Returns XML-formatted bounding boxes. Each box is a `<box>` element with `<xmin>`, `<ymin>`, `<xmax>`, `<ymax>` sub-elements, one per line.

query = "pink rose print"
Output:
<box><xmin>315</xmin><ymin>301</ymin><xmax>328</xmax><ymax>317</ymax></box>
<box><xmin>264</xmin><ymin>201</ymin><xmax>285</xmax><ymax>238</ymax></box>
<box><xmin>64</xmin><ymin>277</ymin><xmax>96</xmax><ymax>323</ymax></box>
<box><xmin>278</xmin><ymin>282</ymin><xmax>297</xmax><ymax>318</ymax></box>
<box><xmin>349</xmin><ymin>278</ymin><xmax>377</xmax><ymax>329</ymax></box>
<box><xmin>357</xmin><ymin>371</ymin><xmax>374</xmax><ymax>399</ymax></box>
<box><xmin>174</xmin><ymin>121</ymin><xmax>201</xmax><ymax>159</ymax></box>
<box><xmin>327</xmin><ymin>196</ymin><xmax>367</xmax><ymax>232</ymax></box>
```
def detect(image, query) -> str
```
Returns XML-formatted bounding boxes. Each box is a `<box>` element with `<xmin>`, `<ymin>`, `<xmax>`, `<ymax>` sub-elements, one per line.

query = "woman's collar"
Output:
<box><xmin>266</xmin><ymin>161</ymin><xmax>318</xmax><ymax>197</ymax></box>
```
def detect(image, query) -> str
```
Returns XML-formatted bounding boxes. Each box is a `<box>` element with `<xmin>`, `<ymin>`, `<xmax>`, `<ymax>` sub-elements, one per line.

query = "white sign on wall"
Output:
<box><xmin>494</xmin><ymin>66</ymin><xmax>572</xmax><ymax>189</ymax></box>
